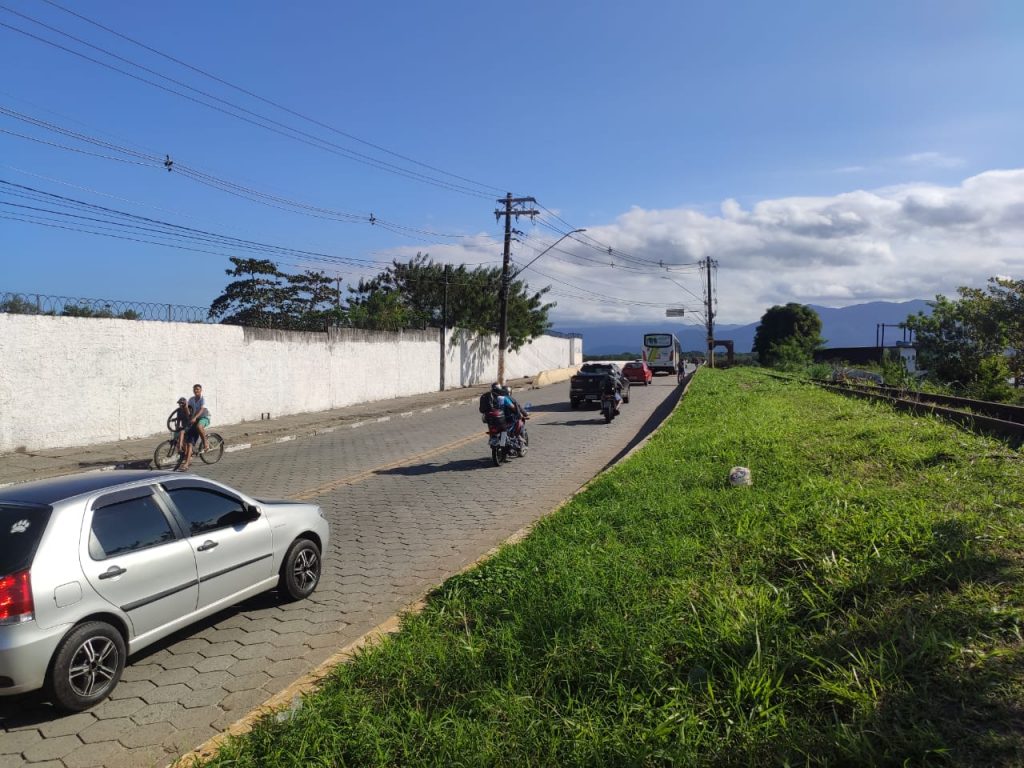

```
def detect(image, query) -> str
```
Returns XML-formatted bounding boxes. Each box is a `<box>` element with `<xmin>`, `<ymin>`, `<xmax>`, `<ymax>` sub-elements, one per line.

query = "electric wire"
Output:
<box><xmin>0</xmin><ymin>104</ymin><xmax>484</xmax><ymax>239</ymax></box>
<box><xmin>36</xmin><ymin>0</ymin><xmax>509</xmax><ymax>197</ymax></box>
<box><xmin>0</xmin><ymin>13</ymin><xmax>497</xmax><ymax>199</ymax></box>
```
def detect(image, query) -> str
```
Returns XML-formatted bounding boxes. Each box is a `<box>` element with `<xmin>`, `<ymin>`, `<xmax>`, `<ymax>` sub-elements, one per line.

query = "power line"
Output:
<box><xmin>534</xmin><ymin>203</ymin><xmax>701</xmax><ymax>269</ymax></box>
<box><xmin>0</xmin><ymin>12</ymin><xmax>497</xmax><ymax>198</ymax></box>
<box><xmin>36</xmin><ymin>0</ymin><xmax>509</xmax><ymax>197</ymax></box>
<box><xmin>0</xmin><ymin>104</ymin><xmax>487</xmax><ymax>240</ymax></box>
<box><xmin>0</xmin><ymin>179</ymin><xmax>390</xmax><ymax>268</ymax></box>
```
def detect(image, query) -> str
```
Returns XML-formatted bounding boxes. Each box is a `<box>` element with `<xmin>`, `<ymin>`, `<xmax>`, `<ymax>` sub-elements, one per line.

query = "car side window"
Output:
<box><xmin>90</xmin><ymin>496</ymin><xmax>176</xmax><ymax>560</ymax></box>
<box><xmin>166</xmin><ymin>488</ymin><xmax>249</xmax><ymax>536</ymax></box>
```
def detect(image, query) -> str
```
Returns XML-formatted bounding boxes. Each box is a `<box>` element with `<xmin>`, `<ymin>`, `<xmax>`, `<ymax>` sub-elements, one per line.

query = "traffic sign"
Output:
<box><xmin>665</xmin><ymin>309</ymin><xmax>686</xmax><ymax>317</ymax></box>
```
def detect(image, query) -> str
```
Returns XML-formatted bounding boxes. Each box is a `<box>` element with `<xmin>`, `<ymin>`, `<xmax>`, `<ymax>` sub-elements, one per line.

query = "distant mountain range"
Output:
<box><xmin>556</xmin><ymin>299</ymin><xmax>932</xmax><ymax>356</ymax></box>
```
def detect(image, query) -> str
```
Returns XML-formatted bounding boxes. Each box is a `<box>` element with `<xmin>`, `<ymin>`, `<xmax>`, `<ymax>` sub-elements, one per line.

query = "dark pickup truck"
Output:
<box><xmin>569</xmin><ymin>362</ymin><xmax>631</xmax><ymax>408</ymax></box>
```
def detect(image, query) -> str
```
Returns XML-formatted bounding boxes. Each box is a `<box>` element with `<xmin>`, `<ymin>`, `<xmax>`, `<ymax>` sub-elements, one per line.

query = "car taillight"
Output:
<box><xmin>0</xmin><ymin>571</ymin><xmax>34</xmax><ymax>624</ymax></box>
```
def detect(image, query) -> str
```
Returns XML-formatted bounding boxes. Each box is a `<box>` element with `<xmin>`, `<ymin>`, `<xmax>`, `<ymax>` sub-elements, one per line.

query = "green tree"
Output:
<box><xmin>61</xmin><ymin>303</ymin><xmax>113</xmax><ymax>318</ymax></box>
<box><xmin>345</xmin><ymin>253</ymin><xmax>554</xmax><ymax>349</ymax></box>
<box><xmin>343</xmin><ymin>290</ymin><xmax>414</xmax><ymax>331</ymax></box>
<box><xmin>208</xmin><ymin>258</ymin><xmax>289</xmax><ymax>328</ymax></box>
<box><xmin>208</xmin><ymin>258</ymin><xmax>340</xmax><ymax>330</ymax></box>
<box><xmin>752</xmin><ymin>303</ymin><xmax>824</xmax><ymax>367</ymax></box>
<box><xmin>905</xmin><ymin>280</ymin><xmax>1010</xmax><ymax>389</ymax></box>
<box><xmin>980</xmin><ymin>277</ymin><xmax>1024</xmax><ymax>389</ymax></box>
<box><xmin>0</xmin><ymin>295</ymin><xmax>40</xmax><ymax>314</ymax></box>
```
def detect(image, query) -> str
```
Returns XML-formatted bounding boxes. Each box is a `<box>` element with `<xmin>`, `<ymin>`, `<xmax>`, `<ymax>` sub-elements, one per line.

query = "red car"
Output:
<box><xmin>622</xmin><ymin>360</ymin><xmax>652</xmax><ymax>385</ymax></box>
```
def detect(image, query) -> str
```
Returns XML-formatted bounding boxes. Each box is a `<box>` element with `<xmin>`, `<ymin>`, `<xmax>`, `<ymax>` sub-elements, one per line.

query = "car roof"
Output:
<box><xmin>0</xmin><ymin>470</ymin><xmax>178</xmax><ymax>506</ymax></box>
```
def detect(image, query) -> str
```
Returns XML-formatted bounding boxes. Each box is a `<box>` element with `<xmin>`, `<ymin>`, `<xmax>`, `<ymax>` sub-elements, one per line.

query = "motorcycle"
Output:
<box><xmin>484</xmin><ymin>406</ymin><xmax>530</xmax><ymax>466</ymax></box>
<box><xmin>600</xmin><ymin>392</ymin><xmax>618</xmax><ymax>423</ymax></box>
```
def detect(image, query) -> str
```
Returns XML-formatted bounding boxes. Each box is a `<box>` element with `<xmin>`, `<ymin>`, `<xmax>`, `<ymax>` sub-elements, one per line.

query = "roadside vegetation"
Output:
<box><xmin>199</xmin><ymin>368</ymin><xmax>1023</xmax><ymax>767</ymax></box>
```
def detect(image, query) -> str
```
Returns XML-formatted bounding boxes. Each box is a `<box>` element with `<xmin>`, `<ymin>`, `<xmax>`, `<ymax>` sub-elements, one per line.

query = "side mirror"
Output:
<box><xmin>243</xmin><ymin>503</ymin><xmax>261</xmax><ymax>522</ymax></box>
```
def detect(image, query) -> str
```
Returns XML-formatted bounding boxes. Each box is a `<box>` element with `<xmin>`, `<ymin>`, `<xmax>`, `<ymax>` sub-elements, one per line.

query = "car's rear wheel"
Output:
<box><xmin>570</xmin><ymin>399</ymin><xmax>580</xmax><ymax>409</ymax></box>
<box><xmin>48</xmin><ymin>621</ymin><xmax>126</xmax><ymax>712</ymax></box>
<box><xmin>280</xmin><ymin>538</ymin><xmax>322</xmax><ymax>601</ymax></box>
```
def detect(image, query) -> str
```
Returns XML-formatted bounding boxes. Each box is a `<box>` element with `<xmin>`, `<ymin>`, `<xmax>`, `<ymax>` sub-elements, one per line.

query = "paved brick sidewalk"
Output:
<box><xmin>0</xmin><ymin>377</ymin><xmax>535</xmax><ymax>487</ymax></box>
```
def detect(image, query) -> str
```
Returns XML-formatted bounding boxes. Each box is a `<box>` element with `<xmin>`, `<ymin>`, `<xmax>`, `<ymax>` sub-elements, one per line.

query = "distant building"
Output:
<box><xmin>813</xmin><ymin>344</ymin><xmax>918</xmax><ymax>373</ymax></box>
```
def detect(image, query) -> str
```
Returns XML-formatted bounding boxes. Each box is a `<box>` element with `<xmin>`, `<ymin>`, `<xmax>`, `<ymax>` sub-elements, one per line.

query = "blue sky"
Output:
<box><xmin>2</xmin><ymin>0</ymin><xmax>1023</xmax><ymax>330</ymax></box>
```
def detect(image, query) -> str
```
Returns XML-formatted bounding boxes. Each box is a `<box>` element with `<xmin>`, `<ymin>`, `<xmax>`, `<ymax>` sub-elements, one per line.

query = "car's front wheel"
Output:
<box><xmin>280</xmin><ymin>538</ymin><xmax>322</xmax><ymax>601</ymax></box>
<box><xmin>48</xmin><ymin>621</ymin><xmax>126</xmax><ymax>712</ymax></box>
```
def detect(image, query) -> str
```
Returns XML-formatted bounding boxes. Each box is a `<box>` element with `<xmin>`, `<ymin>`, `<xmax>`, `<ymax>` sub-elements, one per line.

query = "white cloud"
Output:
<box><xmin>899</xmin><ymin>151</ymin><xmax>965</xmax><ymax>169</ymax></box>
<box><xmin>370</xmin><ymin>169</ymin><xmax>1024</xmax><ymax>327</ymax></box>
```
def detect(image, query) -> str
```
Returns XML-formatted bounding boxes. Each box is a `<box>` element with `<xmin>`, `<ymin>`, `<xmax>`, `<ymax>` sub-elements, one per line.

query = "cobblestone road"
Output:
<box><xmin>0</xmin><ymin>377</ymin><xmax>683</xmax><ymax>767</ymax></box>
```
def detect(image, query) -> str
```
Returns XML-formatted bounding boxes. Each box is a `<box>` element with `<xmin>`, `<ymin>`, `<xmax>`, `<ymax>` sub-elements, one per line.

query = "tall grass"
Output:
<box><xmin>201</xmin><ymin>369</ymin><xmax>1024</xmax><ymax>767</ymax></box>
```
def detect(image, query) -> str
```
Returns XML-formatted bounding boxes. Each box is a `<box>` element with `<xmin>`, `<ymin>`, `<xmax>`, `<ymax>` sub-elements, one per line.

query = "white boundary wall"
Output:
<box><xmin>0</xmin><ymin>314</ymin><xmax>581</xmax><ymax>453</ymax></box>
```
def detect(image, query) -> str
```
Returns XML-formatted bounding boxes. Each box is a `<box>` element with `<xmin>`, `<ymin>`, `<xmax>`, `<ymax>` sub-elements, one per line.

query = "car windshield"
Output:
<box><xmin>0</xmin><ymin>504</ymin><xmax>52</xmax><ymax>574</ymax></box>
<box><xmin>580</xmin><ymin>364</ymin><xmax>612</xmax><ymax>373</ymax></box>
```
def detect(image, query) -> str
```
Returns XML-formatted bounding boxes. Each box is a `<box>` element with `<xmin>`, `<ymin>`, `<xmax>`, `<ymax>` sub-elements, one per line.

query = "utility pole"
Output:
<box><xmin>704</xmin><ymin>256</ymin><xmax>717</xmax><ymax>368</ymax></box>
<box><xmin>495</xmin><ymin>193</ymin><xmax>538</xmax><ymax>384</ymax></box>
<box><xmin>440</xmin><ymin>264</ymin><xmax>450</xmax><ymax>391</ymax></box>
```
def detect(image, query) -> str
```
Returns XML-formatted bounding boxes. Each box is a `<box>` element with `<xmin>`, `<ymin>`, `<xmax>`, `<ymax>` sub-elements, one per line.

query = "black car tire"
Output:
<box><xmin>48</xmin><ymin>621</ymin><xmax>126</xmax><ymax>712</ymax></box>
<box><xmin>280</xmin><ymin>538</ymin><xmax>322</xmax><ymax>601</ymax></box>
<box><xmin>570</xmin><ymin>399</ymin><xmax>580</xmax><ymax>409</ymax></box>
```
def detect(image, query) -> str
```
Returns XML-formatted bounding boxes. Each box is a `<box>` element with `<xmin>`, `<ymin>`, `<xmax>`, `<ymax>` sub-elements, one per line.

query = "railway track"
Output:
<box><xmin>768</xmin><ymin>373</ymin><xmax>1024</xmax><ymax>447</ymax></box>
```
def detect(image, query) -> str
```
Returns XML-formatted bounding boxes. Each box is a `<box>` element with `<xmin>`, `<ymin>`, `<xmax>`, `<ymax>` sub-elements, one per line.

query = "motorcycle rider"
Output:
<box><xmin>600</xmin><ymin>372</ymin><xmax>622</xmax><ymax>414</ymax></box>
<box><xmin>498</xmin><ymin>384</ymin><xmax>528</xmax><ymax>435</ymax></box>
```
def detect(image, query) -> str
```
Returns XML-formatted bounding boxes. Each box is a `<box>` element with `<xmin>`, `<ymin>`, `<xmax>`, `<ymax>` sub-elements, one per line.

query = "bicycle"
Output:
<box><xmin>153</xmin><ymin>428</ymin><xmax>225</xmax><ymax>470</ymax></box>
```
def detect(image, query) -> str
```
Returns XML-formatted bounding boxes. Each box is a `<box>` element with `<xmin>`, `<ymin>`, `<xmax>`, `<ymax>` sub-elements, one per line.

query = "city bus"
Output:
<box><xmin>643</xmin><ymin>332</ymin><xmax>682</xmax><ymax>375</ymax></box>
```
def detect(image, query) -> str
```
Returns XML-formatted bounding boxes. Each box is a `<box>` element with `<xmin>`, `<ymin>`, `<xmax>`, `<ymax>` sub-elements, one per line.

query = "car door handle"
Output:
<box><xmin>197</xmin><ymin>540</ymin><xmax>219</xmax><ymax>552</ymax></box>
<box><xmin>98</xmin><ymin>566</ymin><xmax>126</xmax><ymax>579</ymax></box>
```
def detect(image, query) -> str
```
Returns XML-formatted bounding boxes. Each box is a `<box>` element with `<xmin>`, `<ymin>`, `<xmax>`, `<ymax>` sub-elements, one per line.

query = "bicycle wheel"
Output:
<box><xmin>199</xmin><ymin>432</ymin><xmax>225</xmax><ymax>464</ymax></box>
<box><xmin>153</xmin><ymin>439</ymin><xmax>180</xmax><ymax>469</ymax></box>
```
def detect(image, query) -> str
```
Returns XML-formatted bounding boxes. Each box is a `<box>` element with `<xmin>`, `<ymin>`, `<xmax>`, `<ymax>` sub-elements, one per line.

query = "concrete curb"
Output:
<box><xmin>532</xmin><ymin>366</ymin><xmax>579</xmax><ymax>388</ymax></box>
<box><xmin>175</xmin><ymin>376</ymin><xmax>694</xmax><ymax>767</ymax></box>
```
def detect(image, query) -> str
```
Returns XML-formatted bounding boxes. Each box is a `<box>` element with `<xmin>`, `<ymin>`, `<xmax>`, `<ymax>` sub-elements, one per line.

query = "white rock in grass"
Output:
<box><xmin>728</xmin><ymin>466</ymin><xmax>752</xmax><ymax>487</ymax></box>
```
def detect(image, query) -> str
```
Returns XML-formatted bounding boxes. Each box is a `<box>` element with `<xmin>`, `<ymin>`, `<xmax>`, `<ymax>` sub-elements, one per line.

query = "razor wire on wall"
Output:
<box><xmin>0</xmin><ymin>291</ymin><xmax>210</xmax><ymax>323</ymax></box>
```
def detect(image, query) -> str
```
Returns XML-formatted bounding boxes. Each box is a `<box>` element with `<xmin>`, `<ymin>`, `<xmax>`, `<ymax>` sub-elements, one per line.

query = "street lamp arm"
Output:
<box><xmin>511</xmin><ymin>229</ymin><xmax>585</xmax><ymax>279</ymax></box>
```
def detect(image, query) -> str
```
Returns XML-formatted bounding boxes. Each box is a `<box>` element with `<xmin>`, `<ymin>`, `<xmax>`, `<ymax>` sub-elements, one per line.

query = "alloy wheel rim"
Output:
<box><xmin>68</xmin><ymin>637</ymin><xmax>119</xmax><ymax>697</ymax></box>
<box><xmin>293</xmin><ymin>548</ymin><xmax>320</xmax><ymax>590</ymax></box>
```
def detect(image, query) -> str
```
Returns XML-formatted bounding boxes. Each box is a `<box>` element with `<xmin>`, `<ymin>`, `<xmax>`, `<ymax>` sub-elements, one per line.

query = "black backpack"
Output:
<box><xmin>478</xmin><ymin>391</ymin><xmax>497</xmax><ymax>414</ymax></box>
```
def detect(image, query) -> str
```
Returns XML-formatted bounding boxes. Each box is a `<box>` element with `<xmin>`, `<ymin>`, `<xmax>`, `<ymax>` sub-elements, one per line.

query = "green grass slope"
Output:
<box><xmin>202</xmin><ymin>368</ymin><xmax>1024</xmax><ymax>767</ymax></box>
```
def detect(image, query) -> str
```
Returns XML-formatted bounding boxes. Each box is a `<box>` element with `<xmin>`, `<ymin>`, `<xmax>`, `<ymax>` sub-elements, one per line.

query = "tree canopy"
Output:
<box><xmin>207</xmin><ymin>254</ymin><xmax>555</xmax><ymax>349</ymax></box>
<box><xmin>345</xmin><ymin>253</ymin><xmax>554</xmax><ymax>350</ymax></box>
<box><xmin>906</xmin><ymin>276</ymin><xmax>1023</xmax><ymax>397</ymax></box>
<box><xmin>208</xmin><ymin>258</ymin><xmax>340</xmax><ymax>330</ymax></box>
<box><xmin>752</xmin><ymin>303</ymin><xmax>824</xmax><ymax>367</ymax></box>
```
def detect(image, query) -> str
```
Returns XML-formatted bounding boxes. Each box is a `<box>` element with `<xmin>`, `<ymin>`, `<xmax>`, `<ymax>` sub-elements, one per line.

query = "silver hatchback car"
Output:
<box><xmin>0</xmin><ymin>470</ymin><xmax>329</xmax><ymax>711</ymax></box>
